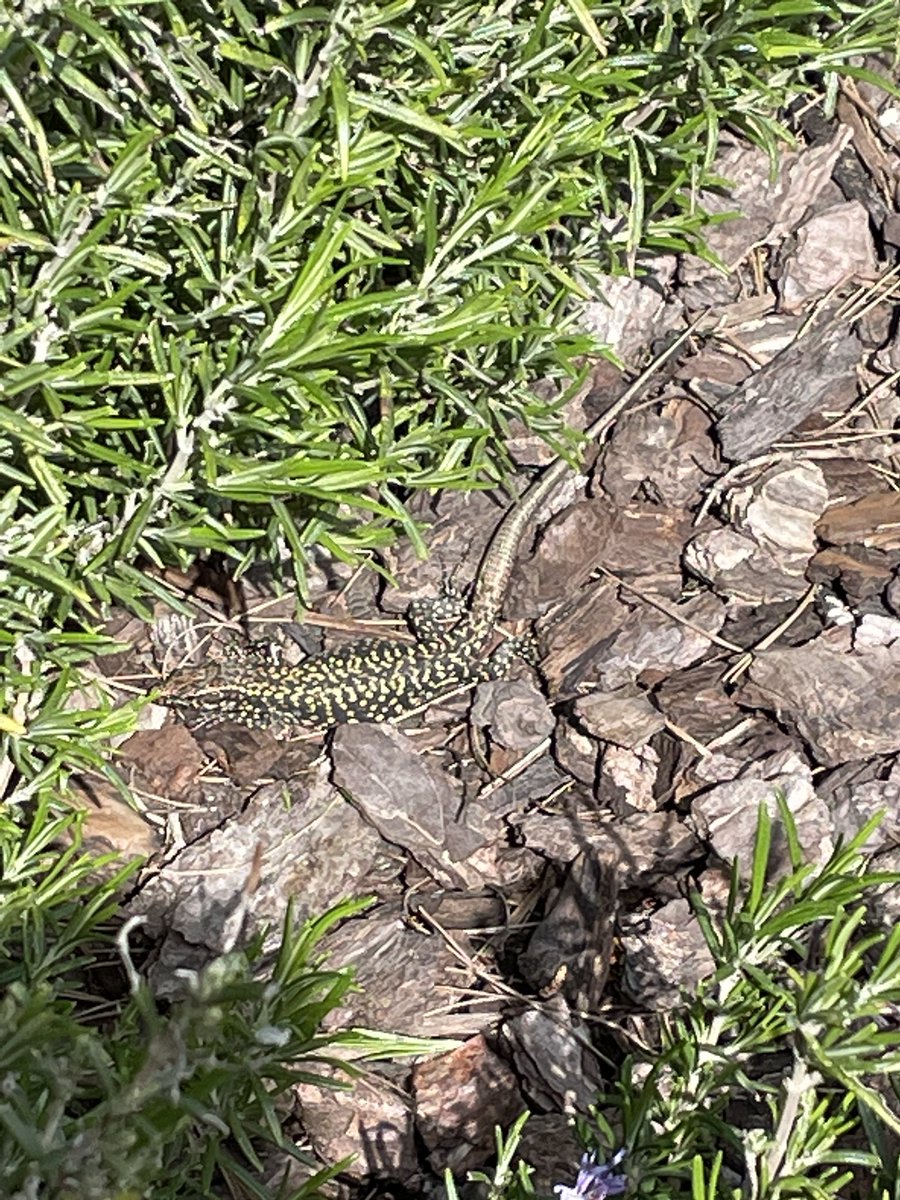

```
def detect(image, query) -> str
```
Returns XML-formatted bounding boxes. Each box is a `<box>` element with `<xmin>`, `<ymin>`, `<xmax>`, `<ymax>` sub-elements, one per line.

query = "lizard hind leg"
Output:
<box><xmin>484</xmin><ymin>630</ymin><xmax>540</xmax><ymax>679</ymax></box>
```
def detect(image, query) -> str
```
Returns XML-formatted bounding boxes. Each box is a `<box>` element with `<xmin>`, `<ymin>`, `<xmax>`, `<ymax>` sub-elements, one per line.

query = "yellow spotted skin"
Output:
<box><xmin>161</xmin><ymin>470</ymin><xmax>554</xmax><ymax>733</ymax></box>
<box><xmin>160</xmin><ymin>477</ymin><xmax>549</xmax><ymax>729</ymax></box>
<box><xmin>163</xmin><ymin>616</ymin><xmax>512</xmax><ymax>730</ymax></box>
<box><xmin>162</xmin><ymin>467</ymin><xmax>552</xmax><ymax>733</ymax></box>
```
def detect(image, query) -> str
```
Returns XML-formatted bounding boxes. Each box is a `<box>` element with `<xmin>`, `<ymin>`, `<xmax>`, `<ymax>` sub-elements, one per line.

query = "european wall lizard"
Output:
<box><xmin>162</xmin><ymin>329</ymin><xmax>693</xmax><ymax>733</ymax></box>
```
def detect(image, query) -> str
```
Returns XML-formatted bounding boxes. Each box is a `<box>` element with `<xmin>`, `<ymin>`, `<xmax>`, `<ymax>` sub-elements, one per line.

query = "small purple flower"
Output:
<box><xmin>554</xmin><ymin>1151</ymin><xmax>627</xmax><ymax>1200</ymax></box>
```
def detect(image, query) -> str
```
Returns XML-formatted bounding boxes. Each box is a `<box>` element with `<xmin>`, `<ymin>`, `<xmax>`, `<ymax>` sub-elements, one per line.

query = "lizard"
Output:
<box><xmin>161</xmin><ymin>327</ymin><xmax>694</xmax><ymax>733</ymax></box>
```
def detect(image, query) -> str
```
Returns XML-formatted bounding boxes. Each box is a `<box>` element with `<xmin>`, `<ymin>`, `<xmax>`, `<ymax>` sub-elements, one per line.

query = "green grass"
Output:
<box><xmin>456</xmin><ymin>806</ymin><xmax>900</xmax><ymax>1200</ymax></box>
<box><xmin>2</xmin><ymin>0</ymin><xmax>896</xmax><ymax>633</ymax></box>
<box><xmin>1</xmin><ymin>1</ymin><xmax>899</xmax><ymax>1196</ymax></box>
<box><xmin>1</xmin><ymin>799</ymin><xmax>447</xmax><ymax>1199</ymax></box>
<box><xmin>612</xmin><ymin>803</ymin><xmax>900</xmax><ymax>1199</ymax></box>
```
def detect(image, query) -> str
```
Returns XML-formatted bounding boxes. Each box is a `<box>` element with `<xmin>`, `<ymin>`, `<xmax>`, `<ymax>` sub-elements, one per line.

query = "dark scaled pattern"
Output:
<box><xmin>162</xmin><ymin>599</ymin><xmax>529</xmax><ymax>732</ymax></box>
<box><xmin>162</xmin><ymin>473</ymin><xmax>549</xmax><ymax>735</ymax></box>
